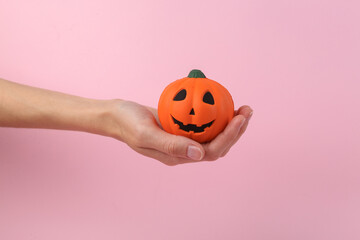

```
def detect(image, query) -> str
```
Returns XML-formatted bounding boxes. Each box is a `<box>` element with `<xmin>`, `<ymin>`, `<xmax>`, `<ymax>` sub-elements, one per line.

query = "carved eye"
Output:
<box><xmin>203</xmin><ymin>91</ymin><xmax>214</xmax><ymax>105</ymax></box>
<box><xmin>173</xmin><ymin>89</ymin><xmax>186</xmax><ymax>101</ymax></box>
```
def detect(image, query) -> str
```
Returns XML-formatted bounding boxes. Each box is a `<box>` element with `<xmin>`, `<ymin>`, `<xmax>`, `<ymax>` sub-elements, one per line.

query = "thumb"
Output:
<box><xmin>143</xmin><ymin>127</ymin><xmax>205</xmax><ymax>161</ymax></box>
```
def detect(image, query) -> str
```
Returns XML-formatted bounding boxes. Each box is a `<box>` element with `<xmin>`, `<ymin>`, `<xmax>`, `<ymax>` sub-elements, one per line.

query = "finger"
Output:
<box><xmin>235</xmin><ymin>105</ymin><xmax>252</xmax><ymax>116</ymax></box>
<box><xmin>221</xmin><ymin>120</ymin><xmax>250</xmax><ymax>157</ymax></box>
<box><xmin>221</xmin><ymin>106</ymin><xmax>253</xmax><ymax>157</ymax></box>
<box><xmin>139</xmin><ymin>125</ymin><xmax>205</xmax><ymax>161</ymax></box>
<box><xmin>203</xmin><ymin>115</ymin><xmax>246</xmax><ymax>161</ymax></box>
<box><xmin>134</xmin><ymin>146</ymin><xmax>203</xmax><ymax>166</ymax></box>
<box><xmin>235</xmin><ymin>106</ymin><xmax>253</xmax><ymax>140</ymax></box>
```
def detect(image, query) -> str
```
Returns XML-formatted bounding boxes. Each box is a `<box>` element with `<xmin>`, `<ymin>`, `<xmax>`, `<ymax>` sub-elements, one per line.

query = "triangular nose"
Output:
<box><xmin>189</xmin><ymin>108</ymin><xmax>195</xmax><ymax>115</ymax></box>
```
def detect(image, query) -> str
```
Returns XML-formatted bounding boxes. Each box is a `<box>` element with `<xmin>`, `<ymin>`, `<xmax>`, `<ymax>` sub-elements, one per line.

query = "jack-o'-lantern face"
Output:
<box><xmin>158</xmin><ymin>70</ymin><xmax>234</xmax><ymax>143</ymax></box>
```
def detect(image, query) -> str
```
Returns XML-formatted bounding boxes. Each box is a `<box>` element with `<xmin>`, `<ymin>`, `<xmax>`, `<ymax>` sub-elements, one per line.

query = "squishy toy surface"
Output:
<box><xmin>158</xmin><ymin>69</ymin><xmax>234</xmax><ymax>143</ymax></box>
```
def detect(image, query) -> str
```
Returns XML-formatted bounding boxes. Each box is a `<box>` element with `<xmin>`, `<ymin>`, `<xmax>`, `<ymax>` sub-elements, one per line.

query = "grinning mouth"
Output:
<box><xmin>171</xmin><ymin>115</ymin><xmax>214</xmax><ymax>133</ymax></box>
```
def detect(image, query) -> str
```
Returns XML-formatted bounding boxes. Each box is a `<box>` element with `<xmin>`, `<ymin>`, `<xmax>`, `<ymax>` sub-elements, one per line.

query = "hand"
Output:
<box><xmin>109</xmin><ymin>100</ymin><xmax>253</xmax><ymax>166</ymax></box>
<box><xmin>0</xmin><ymin>78</ymin><xmax>252</xmax><ymax>165</ymax></box>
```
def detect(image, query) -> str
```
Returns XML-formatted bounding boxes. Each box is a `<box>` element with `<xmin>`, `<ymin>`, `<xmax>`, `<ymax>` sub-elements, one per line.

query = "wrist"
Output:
<box><xmin>82</xmin><ymin>99</ymin><xmax>118</xmax><ymax>137</ymax></box>
<box><xmin>89</xmin><ymin>99</ymin><xmax>124</xmax><ymax>140</ymax></box>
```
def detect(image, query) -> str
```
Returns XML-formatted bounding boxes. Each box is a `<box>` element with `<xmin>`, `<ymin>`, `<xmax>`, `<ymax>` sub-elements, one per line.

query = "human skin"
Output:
<box><xmin>0</xmin><ymin>78</ymin><xmax>253</xmax><ymax>166</ymax></box>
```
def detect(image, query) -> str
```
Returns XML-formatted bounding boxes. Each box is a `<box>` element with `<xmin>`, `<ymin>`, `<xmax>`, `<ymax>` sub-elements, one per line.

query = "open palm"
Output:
<box><xmin>111</xmin><ymin>100</ymin><xmax>252</xmax><ymax>166</ymax></box>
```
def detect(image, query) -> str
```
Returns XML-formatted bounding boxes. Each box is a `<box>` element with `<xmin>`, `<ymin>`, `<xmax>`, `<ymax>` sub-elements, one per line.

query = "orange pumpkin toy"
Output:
<box><xmin>158</xmin><ymin>69</ymin><xmax>234</xmax><ymax>143</ymax></box>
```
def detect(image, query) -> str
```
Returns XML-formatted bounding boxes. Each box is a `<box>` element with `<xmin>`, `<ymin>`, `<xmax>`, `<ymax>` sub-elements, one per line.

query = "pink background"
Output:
<box><xmin>1</xmin><ymin>0</ymin><xmax>359</xmax><ymax>239</ymax></box>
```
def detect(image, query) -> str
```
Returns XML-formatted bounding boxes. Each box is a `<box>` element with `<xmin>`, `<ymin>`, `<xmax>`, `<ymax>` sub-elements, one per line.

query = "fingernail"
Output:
<box><xmin>248</xmin><ymin>111</ymin><xmax>253</xmax><ymax>120</ymax></box>
<box><xmin>238</xmin><ymin>118</ymin><xmax>246</xmax><ymax>132</ymax></box>
<box><xmin>187</xmin><ymin>145</ymin><xmax>203</xmax><ymax>161</ymax></box>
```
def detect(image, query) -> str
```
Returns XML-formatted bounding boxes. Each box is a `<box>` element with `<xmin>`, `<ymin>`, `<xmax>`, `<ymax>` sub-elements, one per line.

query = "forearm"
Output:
<box><xmin>0</xmin><ymin>78</ymin><xmax>115</xmax><ymax>136</ymax></box>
